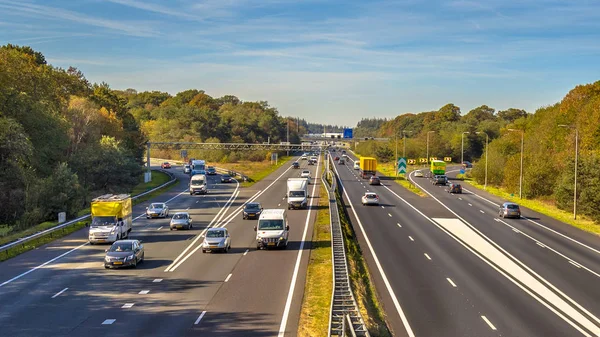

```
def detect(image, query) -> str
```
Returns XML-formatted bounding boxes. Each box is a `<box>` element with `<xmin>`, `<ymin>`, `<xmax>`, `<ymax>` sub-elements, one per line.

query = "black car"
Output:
<box><xmin>104</xmin><ymin>240</ymin><xmax>144</xmax><ymax>269</ymax></box>
<box><xmin>447</xmin><ymin>183</ymin><xmax>462</xmax><ymax>193</ymax></box>
<box><xmin>207</xmin><ymin>166</ymin><xmax>217</xmax><ymax>175</ymax></box>
<box><xmin>369</xmin><ymin>176</ymin><xmax>381</xmax><ymax>185</ymax></box>
<box><xmin>338</xmin><ymin>159</ymin><xmax>345</xmax><ymax>165</ymax></box>
<box><xmin>462</xmin><ymin>161</ymin><xmax>473</xmax><ymax>168</ymax></box>
<box><xmin>292</xmin><ymin>162</ymin><xmax>300</xmax><ymax>169</ymax></box>
<box><xmin>221</xmin><ymin>174</ymin><xmax>233</xmax><ymax>183</ymax></box>
<box><xmin>243</xmin><ymin>202</ymin><xmax>263</xmax><ymax>220</ymax></box>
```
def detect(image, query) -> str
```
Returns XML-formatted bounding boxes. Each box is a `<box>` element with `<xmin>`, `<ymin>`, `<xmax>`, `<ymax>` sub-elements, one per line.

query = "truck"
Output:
<box><xmin>254</xmin><ymin>209</ymin><xmax>289</xmax><ymax>249</ymax></box>
<box><xmin>430</xmin><ymin>160</ymin><xmax>446</xmax><ymax>176</ymax></box>
<box><xmin>359</xmin><ymin>157</ymin><xmax>377</xmax><ymax>179</ymax></box>
<box><xmin>191</xmin><ymin>159</ymin><xmax>206</xmax><ymax>176</ymax></box>
<box><xmin>89</xmin><ymin>194</ymin><xmax>133</xmax><ymax>244</ymax></box>
<box><xmin>190</xmin><ymin>174</ymin><xmax>208</xmax><ymax>195</ymax></box>
<box><xmin>287</xmin><ymin>178</ymin><xmax>309</xmax><ymax>209</ymax></box>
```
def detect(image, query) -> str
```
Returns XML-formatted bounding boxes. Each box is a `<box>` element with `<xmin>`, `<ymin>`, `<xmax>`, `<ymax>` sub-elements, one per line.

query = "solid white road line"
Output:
<box><xmin>481</xmin><ymin>316</ymin><xmax>497</xmax><ymax>330</ymax></box>
<box><xmin>331</xmin><ymin>160</ymin><xmax>416</xmax><ymax>337</ymax></box>
<box><xmin>153</xmin><ymin>279</ymin><xmax>163</xmax><ymax>283</ymax></box>
<box><xmin>446</xmin><ymin>278</ymin><xmax>457</xmax><ymax>288</ymax></box>
<box><xmin>278</xmin><ymin>155</ymin><xmax>321</xmax><ymax>337</ymax></box>
<box><xmin>194</xmin><ymin>311</ymin><xmax>207</xmax><ymax>325</ymax></box>
<box><xmin>51</xmin><ymin>287</ymin><xmax>68</xmax><ymax>298</ymax></box>
<box><xmin>224</xmin><ymin>273</ymin><xmax>232</xmax><ymax>282</ymax></box>
<box><xmin>424</xmin><ymin>253</ymin><xmax>431</xmax><ymax>260</ymax></box>
<box><xmin>408</xmin><ymin>236</ymin><xmax>414</xmax><ymax>242</ymax></box>
<box><xmin>122</xmin><ymin>303</ymin><xmax>135</xmax><ymax>308</ymax></box>
<box><xmin>536</xmin><ymin>242</ymin><xmax>546</xmax><ymax>248</ymax></box>
<box><xmin>102</xmin><ymin>319</ymin><xmax>116</xmax><ymax>325</ymax></box>
<box><xmin>243</xmin><ymin>249</ymin><xmax>249</xmax><ymax>256</ymax></box>
<box><xmin>138</xmin><ymin>290</ymin><xmax>149</xmax><ymax>295</ymax></box>
<box><xmin>570</xmin><ymin>261</ymin><xmax>582</xmax><ymax>269</ymax></box>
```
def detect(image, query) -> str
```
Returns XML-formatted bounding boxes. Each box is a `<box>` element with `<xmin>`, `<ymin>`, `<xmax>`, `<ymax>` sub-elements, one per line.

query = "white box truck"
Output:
<box><xmin>254</xmin><ymin>209</ymin><xmax>289</xmax><ymax>249</ymax></box>
<box><xmin>287</xmin><ymin>178</ymin><xmax>308</xmax><ymax>210</ymax></box>
<box><xmin>190</xmin><ymin>174</ymin><xmax>208</xmax><ymax>195</ymax></box>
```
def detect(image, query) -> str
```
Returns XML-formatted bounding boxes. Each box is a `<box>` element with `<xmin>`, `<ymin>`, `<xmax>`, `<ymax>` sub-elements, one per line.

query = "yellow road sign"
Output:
<box><xmin>444</xmin><ymin>157</ymin><xmax>452</xmax><ymax>162</ymax></box>
<box><xmin>419</xmin><ymin>158</ymin><xmax>428</xmax><ymax>163</ymax></box>
<box><xmin>407</xmin><ymin>159</ymin><xmax>417</xmax><ymax>165</ymax></box>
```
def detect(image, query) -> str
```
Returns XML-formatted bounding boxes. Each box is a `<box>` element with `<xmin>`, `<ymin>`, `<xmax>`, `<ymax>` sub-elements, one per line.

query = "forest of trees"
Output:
<box><xmin>354</xmin><ymin>82</ymin><xmax>600</xmax><ymax>223</ymax></box>
<box><xmin>0</xmin><ymin>45</ymin><xmax>301</xmax><ymax>233</ymax></box>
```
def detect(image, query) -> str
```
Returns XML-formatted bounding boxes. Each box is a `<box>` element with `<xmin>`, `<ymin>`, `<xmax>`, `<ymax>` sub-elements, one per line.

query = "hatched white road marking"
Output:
<box><xmin>122</xmin><ymin>303</ymin><xmax>134</xmax><ymax>308</ymax></box>
<box><xmin>153</xmin><ymin>279</ymin><xmax>163</xmax><ymax>283</ymax></box>
<box><xmin>51</xmin><ymin>288</ymin><xmax>68</xmax><ymax>298</ymax></box>
<box><xmin>408</xmin><ymin>236</ymin><xmax>414</xmax><ymax>241</ymax></box>
<box><xmin>138</xmin><ymin>290</ymin><xmax>150</xmax><ymax>295</ymax></box>
<box><xmin>446</xmin><ymin>278</ymin><xmax>457</xmax><ymax>287</ymax></box>
<box><xmin>397</xmin><ymin>223</ymin><xmax>402</xmax><ymax>228</ymax></box>
<box><xmin>424</xmin><ymin>253</ymin><xmax>431</xmax><ymax>260</ymax></box>
<box><xmin>481</xmin><ymin>316</ymin><xmax>497</xmax><ymax>330</ymax></box>
<box><xmin>102</xmin><ymin>319</ymin><xmax>116</xmax><ymax>325</ymax></box>
<box><xmin>224</xmin><ymin>274</ymin><xmax>232</xmax><ymax>282</ymax></box>
<box><xmin>194</xmin><ymin>311</ymin><xmax>207</xmax><ymax>325</ymax></box>
<box><xmin>244</xmin><ymin>249</ymin><xmax>249</xmax><ymax>256</ymax></box>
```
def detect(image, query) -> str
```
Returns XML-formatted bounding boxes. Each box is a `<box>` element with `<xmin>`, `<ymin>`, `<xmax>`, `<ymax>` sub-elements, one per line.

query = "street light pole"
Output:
<box><xmin>508</xmin><ymin>129</ymin><xmax>524</xmax><ymax>199</ymax></box>
<box><xmin>476</xmin><ymin>132</ymin><xmax>488</xmax><ymax>189</ymax></box>
<box><xmin>461</xmin><ymin>131</ymin><xmax>470</xmax><ymax>164</ymax></box>
<box><xmin>286</xmin><ymin>119</ymin><xmax>289</xmax><ymax>156</ymax></box>
<box><xmin>403</xmin><ymin>130</ymin><xmax>412</xmax><ymax>158</ymax></box>
<box><xmin>395</xmin><ymin>132</ymin><xmax>398</xmax><ymax>177</ymax></box>
<box><xmin>559</xmin><ymin>125</ymin><xmax>579</xmax><ymax>220</ymax></box>
<box><xmin>426</xmin><ymin>131</ymin><xmax>435</xmax><ymax>164</ymax></box>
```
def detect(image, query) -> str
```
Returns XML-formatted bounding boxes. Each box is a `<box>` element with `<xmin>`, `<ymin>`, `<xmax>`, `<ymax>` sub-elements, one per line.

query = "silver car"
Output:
<box><xmin>170</xmin><ymin>212</ymin><xmax>193</xmax><ymax>230</ymax></box>
<box><xmin>184</xmin><ymin>165</ymin><xmax>191</xmax><ymax>174</ymax></box>
<box><xmin>202</xmin><ymin>228</ymin><xmax>231</xmax><ymax>253</ymax></box>
<box><xmin>146</xmin><ymin>203</ymin><xmax>169</xmax><ymax>218</ymax></box>
<box><xmin>104</xmin><ymin>240</ymin><xmax>144</xmax><ymax>269</ymax></box>
<box><xmin>361</xmin><ymin>192</ymin><xmax>380</xmax><ymax>206</ymax></box>
<box><xmin>499</xmin><ymin>202</ymin><xmax>521</xmax><ymax>218</ymax></box>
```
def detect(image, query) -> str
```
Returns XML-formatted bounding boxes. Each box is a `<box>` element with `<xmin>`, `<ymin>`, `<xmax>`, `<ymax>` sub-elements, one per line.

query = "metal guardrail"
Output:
<box><xmin>324</xmin><ymin>156</ymin><xmax>369</xmax><ymax>337</ymax></box>
<box><xmin>0</xmin><ymin>170</ymin><xmax>178</xmax><ymax>255</ymax></box>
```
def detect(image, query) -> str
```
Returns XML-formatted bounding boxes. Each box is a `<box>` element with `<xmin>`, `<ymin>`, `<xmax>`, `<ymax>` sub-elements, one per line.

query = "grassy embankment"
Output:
<box><xmin>298</xmin><ymin>177</ymin><xmax>333</xmax><ymax>337</ymax></box>
<box><xmin>216</xmin><ymin>156</ymin><xmax>292</xmax><ymax>188</ymax></box>
<box><xmin>0</xmin><ymin>170</ymin><xmax>174</xmax><ymax>262</ymax></box>
<box><xmin>463</xmin><ymin>178</ymin><xmax>600</xmax><ymax>236</ymax></box>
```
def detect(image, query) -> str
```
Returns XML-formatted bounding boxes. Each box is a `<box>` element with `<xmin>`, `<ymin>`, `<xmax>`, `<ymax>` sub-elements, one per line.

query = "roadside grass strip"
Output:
<box><xmin>216</xmin><ymin>156</ymin><xmax>293</xmax><ymax>187</ymax></box>
<box><xmin>297</xmin><ymin>183</ymin><xmax>333</xmax><ymax>337</ymax></box>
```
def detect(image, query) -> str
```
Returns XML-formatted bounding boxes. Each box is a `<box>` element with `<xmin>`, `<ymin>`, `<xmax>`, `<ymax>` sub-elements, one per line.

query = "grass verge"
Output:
<box><xmin>377</xmin><ymin>163</ymin><xmax>426</xmax><ymax>197</ymax></box>
<box><xmin>216</xmin><ymin>156</ymin><xmax>292</xmax><ymax>188</ymax></box>
<box><xmin>334</xmin><ymin>182</ymin><xmax>392</xmax><ymax>336</ymax></box>
<box><xmin>298</xmin><ymin>180</ymin><xmax>333</xmax><ymax>337</ymax></box>
<box><xmin>0</xmin><ymin>170</ymin><xmax>176</xmax><ymax>262</ymax></box>
<box><xmin>464</xmin><ymin>180</ymin><xmax>600</xmax><ymax>236</ymax></box>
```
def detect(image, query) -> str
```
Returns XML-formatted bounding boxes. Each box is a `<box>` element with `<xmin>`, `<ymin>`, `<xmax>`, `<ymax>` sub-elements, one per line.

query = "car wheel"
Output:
<box><xmin>140</xmin><ymin>253</ymin><xmax>144</xmax><ymax>262</ymax></box>
<box><xmin>104</xmin><ymin>265</ymin><xmax>109</xmax><ymax>269</ymax></box>
<box><xmin>89</xmin><ymin>242</ymin><xmax>94</xmax><ymax>245</ymax></box>
<box><xmin>224</xmin><ymin>246</ymin><xmax>228</xmax><ymax>253</ymax></box>
<box><xmin>146</xmin><ymin>216</ymin><xmax>150</xmax><ymax>219</ymax></box>
<box><xmin>132</xmin><ymin>259</ymin><xmax>137</xmax><ymax>268</ymax></box>
<box><xmin>202</xmin><ymin>249</ymin><xmax>206</xmax><ymax>253</ymax></box>
<box><xmin>256</xmin><ymin>244</ymin><xmax>261</xmax><ymax>250</ymax></box>
<box><xmin>189</xmin><ymin>223</ymin><xmax>193</xmax><ymax>229</ymax></box>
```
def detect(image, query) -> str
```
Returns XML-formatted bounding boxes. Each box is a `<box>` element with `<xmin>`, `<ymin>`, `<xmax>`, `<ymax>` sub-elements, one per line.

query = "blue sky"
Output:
<box><xmin>1</xmin><ymin>0</ymin><xmax>599</xmax><ymax>126</ymax></box>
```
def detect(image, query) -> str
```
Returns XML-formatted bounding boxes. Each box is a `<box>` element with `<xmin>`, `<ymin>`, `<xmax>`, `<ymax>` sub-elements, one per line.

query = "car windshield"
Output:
<box><xmin>507</xmin><ymin>204</ymin><xmax>519</xmax><ymax>209</ymax></box>
<box><xmin>289</xmin><ymin>191</ymin><xmax>305</xmax><ymax>197</ymax></box>
<box><xmin>109</xmin><ymin>242</ymin><xmax>133</xmax><ymax>252</ymax></box>
<box><xmin>172</xmin><ymin>213</ymin><xmax>187</xmax><ymax>219</ymax></box>
<box><xmin>185</xmin><ymin>165</ymin><xmax>190</xmax><ymax>168</ymax></box>
<box><xmin>258</xmin><ymin>220</ymin><xmax>284</xmax><ymax>230</ymax></box>
<box><xmin>222</xmin><ymin>175</ymin><xmax>231</xmax><ymax>179</ymax></box>
<box><xmin>191</xmin><ymin>178</ymin><xmax>205</xmax><ymax>185</ymax></box>
<box><xmin>91</xmin><ymin>216</ymin><xmax>116</xmax><ymax>227</ymax></box>
<box><xmin>207</xmin><ymin>230</ymin><xmax>225</xmax><ymax>238</ymax></box>
<box><xmin>366</xmin><ymin>194</ymin><xmax>377</xmax><ymax>199</ymax></box>
<box><xmin>150</xmin><ymin>203</ymin><xmax>163</xmax><ymax>209</ymax></box>
<box><xmin>246</xmin><ymin>204</ymin><xmax>260</xmax><ymax>210</ymax></box>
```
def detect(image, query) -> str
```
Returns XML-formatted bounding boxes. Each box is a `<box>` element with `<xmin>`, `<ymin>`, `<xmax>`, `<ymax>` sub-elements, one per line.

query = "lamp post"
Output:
<box><xmin>286</xmin><ymin>119</ymin><xmax>289</xmax><ymax>156</ymax></box>
<box><xmin>507</xmin><ymin>128</ymin><xmax>524</xmax><ymax>199</ymax></box>
<box><xmin>426</xmin><ymin>131</ymin><xmax>435</xmax><ymax>165</ymax></box>
<box><xmin>403</xmin><ymin>130</ymin><xmax>412</xmax><ymax>158</ymax></box>
<box><xmin>476</xmin><ymin>131</ymin><xmax>488</xmax><ymax>189</ymax></box>
<box><xmin>558</xmin><ymin>124</ymin><xmax>579</xmax><ymax>220</ymax></box>
<box><xmin>461</xmin><ymin>131</ymin><xmax>470</xmax><ymax>164</ymax></box>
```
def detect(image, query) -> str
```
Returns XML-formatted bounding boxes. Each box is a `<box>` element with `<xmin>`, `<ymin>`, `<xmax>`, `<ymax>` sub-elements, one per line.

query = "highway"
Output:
<box><xmin>332</xmin><ymin>150</ymin><xmax>600</xmax><ymax>337</ymax></box>
<box><xmin>0</xmin><ymin>156</ymin><xmax>322</xmax><ymax>337</ymax></box>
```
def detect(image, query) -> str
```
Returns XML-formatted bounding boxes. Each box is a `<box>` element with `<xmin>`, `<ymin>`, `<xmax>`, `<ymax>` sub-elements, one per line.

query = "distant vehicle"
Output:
<box><xmin>206</xmin><ymin>166</ymin><xmax>217</xmax><ymax>175</ymax></box>
<box><xmin>414</xmin><ymin>170</ymin><xmax>424</xmax><ymax>178</ymax></box>
<box><xmin>104</xmin><ymin>239</ymin><xmax>144</xmax><ymax>269</ymax></box>
<box><xmin>202</xmin><ymin>228</ymin><xmax>231</xmax><ymax>253</ymax></box>
<box><xmin>359</xmin><ymin>157</ymin><xmax>377</xmax><ymax>179</ymax></box>
<box><xmin>430</xmin><ymin>160</ymin><xmax>446</xmax><ymax>176</ymax></box>
<box><xmin>369</xmin><ymin>176</ymin><xmax>381</xmax><ymax>185</ymax></box>
<box><xmin>462</xmin><ymin>161</ymin><xmax>473</xmax><ymax>168</ymax></box>
<box><xmin>310</xmin><ymin>156</ymin><xmax>318</xmax><ymax>162</ymax></box>
<box><xmin>254</xmin><ymin>209</ymin><xmax>289</xmax><ymax>249</ymax></box>
<box><xmin>191</xmin><ymin>159</ymin><xmax>206</xmax><ymax>175</ymax></box>
<box><xmin>499</xmin><ymin>202</ymin><xmax>521</xmax><ymax>218</ymax></box>
<box><xmin>161</xmin><ymin>162</ymin><xmax>171</xmax><ymax>169</ymax></box>
<box><xmin>292</xmin><ymin>162</ymin><xmax>300</xmax><ymax>169</ymax></box>
<box><xmin>342</xmin><ymin>150</ymin><xmax>346</xmax><ymax>154</ymax></box>
<box><xmin>338</xmin><ymin>158</ymin><xmax>345</xmax><ymax>165</ymax></box>
<box><xmin>353</xmin><ymin>162</ymin><xmax>360</xmax><ymax>170</ymax></box>
<box><xmin>447</xmin><ymin>183</ymin><xmax>462</xmax><ymax>194</ymax></box>
<box><xmin>170</xmin><ymin>212</ymin><xmax>192</xmax><ymax>230</ymax></box>
<box><xmin>183</xmin><ymin>164</ymin><xmax>191</xmax><ymax>174</ymax></box>
<box><xmin>300</xmin><ymin>170</ymin><xmax>311</xmax><ymax>183</ymax></box>
<box><xmin>190</xmin><ymin>174</ymin><xmax>208</xmax><ymax>195</ymax></box>
<box><xmin>243</xmin><ymin>202</ymin><xmax>263</xmax><ymax>220</ymax></box>
<box><xmin>287</xmin><ymin>178</ymin><xmax>309</xmax><ymax>209</ymax></box>
<box><xmin>146</xmin><ymin>202</ymin><xmax>169</xmax><ymax>218</ymax></box>
<box><xmin>432</xmin><ymin>175</ymin><xmax>448</xmax><ymax>186</ymax></box>
<box><xmin>221</xmin><ymin>174</ymin><xmax>233</xmax><ymax>183</ymax></box>
<box><xmin>301</xmin><ymin>155</ymin><xmax>308</xmax><ymax>160</ymax></box>
<box><xmin>307</xmin><ymin>159</ymin><xmax>314</xmax><ymax>165</ymax></box>
<box><xmin>89</xmin><ymin>194</ymin><xmax>132</xmax><ymax>244</ymax></box>
<box><xmin>334</xmin><ymin>156</ymin><xmax>340</xmax><ymax>161</ymax></box>
<box><xmin>361</xmin><ymin>192</ymin><xmax>380</xmax><ymax>206</ymax></box>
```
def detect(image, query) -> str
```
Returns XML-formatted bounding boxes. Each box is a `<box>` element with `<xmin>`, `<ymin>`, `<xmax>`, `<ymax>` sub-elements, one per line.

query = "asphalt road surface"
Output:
<box><xmin>331</xmin><ymin>150</ymin><xmax>600</xmax><ymax>337</ymax></box>
<box><xmin>0</xmin><ymin>155</ymin><xmax>322</xmax><ymax>337</ymax></box>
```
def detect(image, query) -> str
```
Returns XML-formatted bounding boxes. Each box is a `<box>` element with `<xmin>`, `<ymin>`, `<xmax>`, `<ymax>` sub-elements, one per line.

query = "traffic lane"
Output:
<box><xmin>335</xmin><ymin>163</ymin><xmax>588</xmax><ymax>337</ymax></box>
<box><xmin>416</xmin><ymin>186</ymin><xmax>600</xmax><ymax>320</ymax></box>
<box><xmin>443</xmin><ymin>169</ymin><xmax>600</xmax><ymax>254</ymax></box>
<box><xmin>0</xmin><ymin>184</ymin><xmax>240</xmax><ymax>337</ymax></box>
<box><xmin>191</xmin><ymin>158</ymin><xmax>320</xmax><ymax>336</ymax></box>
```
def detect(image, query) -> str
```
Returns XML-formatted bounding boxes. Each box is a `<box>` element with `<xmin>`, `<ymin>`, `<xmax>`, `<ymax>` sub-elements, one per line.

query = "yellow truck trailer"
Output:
<box><xmin>359</xmin><ymin>157</ymin><xmax>377</xmax><ymax>179</ymax></box>
<box><xmin>89</xmin><ymin>194</ymin><xmax>133</xmax><ymax>244</ymax></box>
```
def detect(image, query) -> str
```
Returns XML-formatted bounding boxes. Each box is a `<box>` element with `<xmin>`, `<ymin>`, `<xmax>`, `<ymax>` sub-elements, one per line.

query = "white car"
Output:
<box><xmin>361</xmin><ymin>192</ymin><xmax>380</xmax><ymax>206</ymax></box>
<box><xmin>353</xmin><ymin>162</ymin><xmax>360</xmax><ymax>170</ymax></box>
<box><xmin>300</xmin><ymin>170</ymin><xmax>311</xmax><ymax>184</ymax></box>
<box><xmin>301</xmin><ymin>155</ymin><xmax>308</xmax><ymax>160</ymax></box>
<box><xmin>146</xmin><ymin>203</ymin><xmax>169</xmax><ymax>218</ymax></box>
<box><xmin>414</xmin><ymin>171</ymin><xmax>424</xmax><ymax>177</ymax></box>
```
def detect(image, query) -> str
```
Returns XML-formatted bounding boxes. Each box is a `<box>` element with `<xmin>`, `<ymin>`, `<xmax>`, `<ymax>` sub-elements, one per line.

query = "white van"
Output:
<box><xmin>254</xmin><ymin>209</ymin><xmax>289</xmax><ymax>249</ymax></box>
<box><xmin>353</xmin><ymin>162</ymin><xmax>360</xmax><ymax>170</ymax></box>
<box><xmin>189</xmin><ymin>174</ymin><xmax>208</xmax><ymax>195</ymax></box>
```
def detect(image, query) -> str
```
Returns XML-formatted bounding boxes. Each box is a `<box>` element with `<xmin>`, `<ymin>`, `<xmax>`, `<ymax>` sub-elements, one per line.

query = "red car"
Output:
<box><xmin>334</xmin><ymin>156</ymin><xmax>340</xmax><ymax>161</ymax></box>
<box><xmin>161</xmin><ymin>162</ymin><xmax>171</xmax><ymax>169</ymax></box>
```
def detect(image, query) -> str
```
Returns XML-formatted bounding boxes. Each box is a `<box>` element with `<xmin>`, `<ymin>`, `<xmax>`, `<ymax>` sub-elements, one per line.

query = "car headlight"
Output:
<box><xmin>243</xmin><ymin>211</ymin><xmax>248</xmax><ymax>215</ymax></box>
<box><xmin>110</xmin><ymin>229</ymin><xmax>116</xmax><ymax>235</ymax></box>
<box><xmin>105</xmin><ymin>256</ymin><xmax>110</xmax><ymax>262</ymax></box>
<box><xmin>279</xmin><ymin>237</ymin><xmax>285</xmax><ymax>241</ymax></box>
<box><xmin>125</xmin><ymin>254</ymin><xmax>135</xmax><ymax>261</ymax></box>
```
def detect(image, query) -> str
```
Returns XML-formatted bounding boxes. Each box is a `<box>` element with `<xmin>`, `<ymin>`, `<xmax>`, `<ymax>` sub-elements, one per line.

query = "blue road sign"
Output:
<box><xmin>460</xmin><ymin>169</ymin><xmax>465</xmax><ymax>174</ymax></box>
<box><xmin>343</xmin><ymin>128</ymin><xmax>353</xmax><ymax>139</ymax></box>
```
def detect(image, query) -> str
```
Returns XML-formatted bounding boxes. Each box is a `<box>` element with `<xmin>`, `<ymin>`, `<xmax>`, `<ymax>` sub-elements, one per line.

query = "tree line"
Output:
<box><xmin>353</xmin><ymin>82</ymin><xmax>600</xmax><ymax>223</ymax></box>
